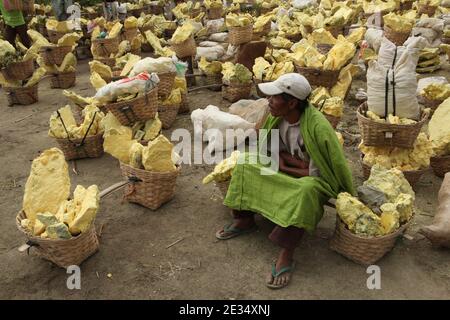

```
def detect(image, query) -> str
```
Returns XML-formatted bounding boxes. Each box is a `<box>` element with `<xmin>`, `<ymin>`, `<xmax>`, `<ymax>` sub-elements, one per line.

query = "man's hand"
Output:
<box><xmin>278</xmin><ymin>153</ymin><xmax>309</xmax><ymax>178</ymax></box>
<box><xmin>280</xmin><ymin>151</ymin><xmax>309</xmax><ymax>169</ymax></box>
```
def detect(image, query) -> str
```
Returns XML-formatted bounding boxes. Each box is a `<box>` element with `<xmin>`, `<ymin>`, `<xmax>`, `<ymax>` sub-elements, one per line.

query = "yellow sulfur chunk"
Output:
<box><xmin>23</xmin><ymin>148</ymin><xmax>71</xmax><ymax>222</ymax></box>
<box><xmin>27</xmin><ymin>30</ymin><xmax>50</xmax><ymax>45</ymax></box>
<box><xmin>46</xmin><ymin>222</ymin><xmax>72</xmax><ymax>239</ymax></box>
<box><xmin>323</xmin><ymin>37</ymin><xmax>356</xmax><ymax>71</ymax></box>
<box><xmin>254</xmin><ymin>15</ymin><xmax>273</xmax><ymax>33</ymax></box>
<box><xmin>264</xmin><ymin>62</ymin><xmax>294</xmax><ymax>81</ymax></box>
<box><xmin>46</xmin><ymin>19</ymin><xmax>71</xmax><ymax>32</ymax></box>
<box><xmin>336</xmin><ymin>132</ymin><xmax>344</xmax><ymax>146</ymax></box>
<box><xmin>63</xmin><ymin>90</ymin><xmax>97</xmax><ymax>107</ymax></box>
<box><xmin>394</xmin><ymin>193</ymin><xmax>414</xmax><ymax>223</ymax></box>
<box><xmin>198</xmin><ymin>57</ymin><xmax>222</xmax><ymax>76</ymax></box>
<box><xmin>69</xmin><ymin>185</ymin><xmax>100</xmax><ymax>235</ymax></box>
<box><xmin>108</xmin><ymin>22</ymin><xmax>123</xmax><ymax>39</ymax></box>
<box><xmin>57</xmin><ymin>33</ymin><xmax>81</xmax><ymax>47</ymax></box>
<box><xmin>36</xmin><ymin>212</ymin><xmax>59</xmax><ymax>226</ymax></box>
<box><xmin>308</xmin><ymin>28</ymin><xmax>337</xmax><ymax>45</ymax></box>
<box><xmin>57</xmin><ymin>53</ymin><xmax>77</xmax><ymax>73</ymax></box>
<box><xmin>202</xmin><ymin>151</ymin><xmax>241</xmax><ymax>184</ymax></box>
<box><xmin>103</xmin><ymin>127</ymin><xmax>135</xmax><ymax>164</ymax></box>
<box><xmin>269</xmin><ymin>37</ymin><xmax>293</xmax><ymax>50</ymax></box>
<box><xmin>253</xmin><ymin>57</ymin><xmax>271</xmax><ymax>80</ymax></box>
<box><xmin>291</xmin><ymin>39</ymin><xmax>324</xmax><ymax>69</ymax></box>
<box><xmin>379</xmin><ymin>203</ymin><xmax>400</xmax><ymax>235</ymax></box>
<box><xmin>48</xmin><ymin>105</ymin><xmax>77</xmax><ymax>138</ymax></box>
<box><xmin>142</xmin><ymin>135</ymin><xmax>177</xmax><ymax>172</ymax></box>
<box><xmin>346</xmin><ymin>27</ymin><xmax>366</xmax><ymax>45</ymax></box>
<box><xmin>55</xmin><ymin>200</ymin><xmax>77</xmax><ymax>226</ymax></box>
<box><xmin>20</xmin><ymin>219</ymin><xmax>33</xmax><ymax>233</ymax></box>
<box><xmin>225</xmin><ymin>13</ymin><xmax>253</xmax><ymax>28</ymax></box>
<box><xmin>421</xmin><ymin>83</ymin><xmax>450</xmax><ymax>101</ymax></box>
<box><xmin>336</xmin><ymin>192</ymin><xmax>382</xmax><ymax>236</ymax></box>
<box><xmin>33</xmin><ymin>219</ymin><xmax>46</xmax><ymax>236</ymax></box>
<box><xmin>129</xmin><ymin>141</ymin><xmax>145</xmax><ymax>169</ymax></box>
<box><xmin>160</xmin><ymin>88</ymin><xmax>182</xmax><ymax>106</ymax></box>
<box><xmin>143</xmin><ymin>114</ymin><xmax>162</xmax><ymax>141</ymax></box>
<box><xmin>319</xmin><ymin>97</ymin><xmax>344</xmax><ymax>117</ymax></box>
<box><xmin>89</xmin><ymin>60</ymin><xmax>112</xmax><ymax>82</ymax></box>
<box><xmin>171</xmin><ymin>23</ymin><xmax>194</xmax><ymax>44</ymax></box>
<box><xmin>115</xmin><ymin>40</ymin><xmax>131</xmax><ymax>58</ymax></box>
<box><xmin>221</xmin><ymin>62</ymin><xmax>252</xmax><ymax>84</ymax></box>
<box><xmin>90</xmin><ymin>71</ymin><xmax>107</xmax><ymax>91</ymax></box>
<box><xmin>429</xmin><ymin>98</ymin><xmax>450</xmax><ymax>156</ymax></box>
<box><xmin>383</xmin><ymin>12</ymin><xmax>415</xmax><ymax>33</ymax></box>
<box><xmin>309</xmin><ymin>87</ymin><xmax>331</xmax><ymax>106</ymax></box>
<box><xmin>124</xmin><ymin>16</ymin><xmax>138</xmax><ymax>29</ymax></box>
<box><xmin>174</xmin><ymin>77</ymin><xmax>187</xmax><ymax>95</ymax></box>
<box><xmin>25</xmin><ymin>67</ymin><xmax>46</xmax><ymax>87</ymax></box>
<box><xmin>119</xmin><ymin>54</ymin><xmax>141</xmax><ymax>77</ymax></box>
<box><xmin>100</xmin><ymin>112</ymin><xmax>122</xmax><ymax>132</ymax></box>
<box><xmin>91</xmin><ymin>26</ymin><xmax>101</xmax><ymax>41</ymax></box>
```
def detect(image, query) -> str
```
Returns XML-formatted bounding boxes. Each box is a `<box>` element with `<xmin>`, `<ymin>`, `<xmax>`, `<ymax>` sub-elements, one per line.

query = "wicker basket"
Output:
<box><xmin>92</xmin><ymin>37</ymin><xmax>120</xmax><ymax>57</ymax></box>
<box><xmin>285</xmin><ymin>32</ymin><xmax>302</xmax><ymax>42</ymax></box>
<box><xmin>4</xmin><ymin>84</ymin><xmax>39</xmax><ymax>106</ymax></box>
<box><xmin>179</xmin><ymin>93</ymin><xmax>189</xmax><ymax>113</ymax></box>
<box><xmin>383</xmin><ymin>25</ymin><xmax>410</xmax><ymax>46</ymax></box>
<box><xmin>360</xmin><ymin>156</ymin><xmax>427</xmax><ymax>187</ymax></box>
<box><xmin>295</xmin><ymin>65</ymin><xmax>340</xmax><ymax>88</ymax></box>
<box><xmin>324</xmin><ymin>113</ymin><xmax>340</xmax><ymax>128</ymax></box>
<box><xmin>228</xmin><ymin>24</ymin><xmax>253</xmax><ymax>46</ymax></box>
<box><xmin>105</xmin><ymin>88</ymin><xmax>158</xmax><ymax>126</ymax></box>
<box><xmin>325</xmin><ymin>25</ymin><xmax>344</xmax><ymax>38</ymax></box>
<box><xmin>47</xmin><ymin>30</ymin><xmax>67</xmax><ymax>44</ymax></box>
<box><xmin>56</xmin><ymin>133</ymin><xmax>104</xmax><ymax>161</ymax></box>
<box><xmin>150</xmin><ymin>4</ymin><xmax>164</xmax><ymax>15</ymax></box>
<box><xmin>121</xmin><ymin>28</ymin><xmax>139</xmax><ymax>43</ymax></box>
<box><xmin>16</xmin><ymin>211</ymin><xmax>99</xmax><ymax>268</ymax></box>
<box><xmin>157</xmin><ymin>72</ymin><xmax>176</xmax><ymax>98</ymax></box>
<box><xmin>40</xmin><ymin>45</ymin><xmax>73</xmax><ymax>66</ymax></box>
<box><xmin>357</xmin><ymin>103</ymin><xmax>429</xmax><ymax>149</ymax></box>
<box><xmin>120</xmin><ymin>162</ymin><xmax>180</xmax><ymax>210</ymax></box>
<box><xmin>208</xmin><ymin>7</ymin><xmax>223</xmax><ymax>20</ymax></box>
<box><xmin>205</xmin><ymin>74</ymin><xmax>223</xmax><ymax>91</ymax></box>
<box><xmin>329</xmin><ymin>217</ymin><xmax>412</xmax><ymax>265</ymax></box>
<box><xmin>158</xmin><ymin>103</ymin><xmax>180</xmax><ymax>129</ymax></box>
<box><xmin>222</xmin><ymin>82</ymin><xmax>252</xmax><ymax>102</ymax></box>
<box><xmin>96</xmin><ymin>57</ymin><xmax>116</xmax><ymax>68</ymax></box>
<box><xmin>1</xmin><ymin>59</ymin><xmax>35</xmax><ymax>81</ymax></box>
<box><xmin>129</xmin><ymin>8</ymin><xmax>144</xmax><ymax>18</ymax></box>
<box><xmin>418</xmin><ymin>4</ymin><xmax>437</xmax><ymax>16</ymax></box>
<box><xmin>253</xmin><ymin>21</ymin><xmax>271</xmax><ymax>39</ymax></box>
<box><xmin>171</xmin><ymin>37</ymin><xmax>197</xmax><ymax>58</ymax></box>
<box><xmin>399</xmin><ymin>0</ymin><xmax>414</xmax><ymax>11</ymax></box>
<box><xmin>50</xmin><ymin>71</ymin><xmax>76</xmax><ymax>89</ymax></box>
<box><xmin>430</xmin><ymin>155</ymin><xmax>450</xmax><ymax>178</ymax></box>
<box><xmin>417</xmin><ymin>95</ymin><xmax>444</xmax><ymax>113</ymax></box>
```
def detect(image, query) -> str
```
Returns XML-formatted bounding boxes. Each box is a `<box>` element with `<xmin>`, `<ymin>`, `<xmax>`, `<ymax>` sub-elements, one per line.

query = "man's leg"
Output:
<box><xmin>266</xmin><ymin>226</ymin><xmax>304</xmax><ymax>288</ymax></box>
<box><xmin>16</xmin><ymin>24</ymin><xmax>32</xmax><ymax>48</ymax></box>
<box><xmin>4</xmin><ymin>25</ymin><xmax>18</xmax><ymax>48</ymax></box>
<box><xmin>216</xmin><ymin>210</ymin><xmax>256</xmax><ymax>239</ymax></box>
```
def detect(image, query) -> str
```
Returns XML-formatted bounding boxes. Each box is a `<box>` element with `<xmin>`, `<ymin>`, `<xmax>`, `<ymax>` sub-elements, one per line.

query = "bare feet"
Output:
<box><xmin>266</xmin><ymin>248</ymin><xmax>295</xmax><ymax>289</ymax></box>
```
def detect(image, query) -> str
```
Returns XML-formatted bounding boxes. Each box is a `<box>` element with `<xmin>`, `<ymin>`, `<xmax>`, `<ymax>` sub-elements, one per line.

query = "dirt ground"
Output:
<box><xmin>1</xmin><ymin>56</ymin><xmax>449</xmax><ymax>300</ymax></box>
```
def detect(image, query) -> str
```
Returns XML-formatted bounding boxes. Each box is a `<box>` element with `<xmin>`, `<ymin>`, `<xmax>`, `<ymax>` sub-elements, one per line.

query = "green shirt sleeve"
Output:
<box><xmin>0</xmin><ymin>1</ymin><xmax>25</xmax><ymax>27</ymax></box>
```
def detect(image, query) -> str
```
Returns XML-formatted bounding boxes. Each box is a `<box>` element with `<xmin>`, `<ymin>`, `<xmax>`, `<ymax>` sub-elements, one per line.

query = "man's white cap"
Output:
<box><xmin>258</xmin><ymin>73</ymin><xmax>311</xmax><ymax>100</ymax></box>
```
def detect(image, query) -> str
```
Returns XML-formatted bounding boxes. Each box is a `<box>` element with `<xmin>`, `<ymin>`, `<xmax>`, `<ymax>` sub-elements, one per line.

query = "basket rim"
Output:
<box><xmin>120</xmin><ymin>161</ymin><xmax>181</xmax><ymax>177</ymax></box>
<box><xmin>335</xmin><ymin>215</ymin><xmax>413</xmax><ymax>242</ymax></box>
<box><xmin>357</xmin><ymin>102</ymin><xmax>429</xmax><ymax>128</ymax></box>
<box><xmin>105</xmin><ymin>86</ymin><xmax>157</xmax><ymax>108</ymax></box>
<box><xmin>55</xmin><ymin>131</ymin><xmax>104</xmax><ymax>143</ymax></box>
<box><xmin>16</xmin><ymin>210</ymin><xmax>95</xmax><ymax>244</ymax></box>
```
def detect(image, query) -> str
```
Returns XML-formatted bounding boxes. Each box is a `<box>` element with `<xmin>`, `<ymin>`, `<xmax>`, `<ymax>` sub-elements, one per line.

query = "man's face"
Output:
<box><xmin>268</xmin><ymin>94</ymin><xmax>293</xmax><ymax>117</ymax></box>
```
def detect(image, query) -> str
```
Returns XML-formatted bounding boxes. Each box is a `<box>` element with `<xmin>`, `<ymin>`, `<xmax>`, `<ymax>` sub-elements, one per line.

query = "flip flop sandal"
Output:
<box><xmin>266</xmin><ymin>261</ymin><xmax>296</xmax><ymax>290</ymax></box>
<box><xmin>215</xmin><ymin>223</ymin><xmax>257</xmax><ymax>240</ymax></box>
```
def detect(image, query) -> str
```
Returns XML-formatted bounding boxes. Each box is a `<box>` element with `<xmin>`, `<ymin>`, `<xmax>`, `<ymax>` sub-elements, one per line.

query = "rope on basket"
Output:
<box><xmin>57</xmin><ymin>111</ymin><xmax>98</xmax><ymax>147</ymax></box>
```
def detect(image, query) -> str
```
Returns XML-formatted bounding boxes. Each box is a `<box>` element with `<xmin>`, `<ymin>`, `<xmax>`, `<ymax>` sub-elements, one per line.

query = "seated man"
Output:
<box><xmin>216</xmin><ymin>73</ymin><xmax>355</xmax><ymax>289</ymax></box>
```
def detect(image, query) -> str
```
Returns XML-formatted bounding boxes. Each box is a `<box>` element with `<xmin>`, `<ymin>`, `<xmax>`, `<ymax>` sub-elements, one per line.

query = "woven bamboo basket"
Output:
<box><xmin>399</xmin><ymin>0</ymin><xmax>414</xmax><ymax>11</ymax></box>
<box><xmin>295</xmin><ymin>65</ymin><xmax>340</xmax><ymax>88</ymax></box>
<box><xmin>16</xmin><ymin>211</ymin><xmax>99</xmax><ymax>268</ymax></box>
<box><xmin>316</xmin><ymin>44</ymin><xmax>333</xmax><ymax>55</ymax></box>
<box><xmin>360</xmin><ymin>155</ymin><xmax>427</xmax><ymax>187</ymax></box>
<box><xmin>418</xmin><ymin>4</ymin><xmax>437</xmax><ymax>16</ymax></box>
<box><xmin>329</xmin><ymin>216</ymin><xmax>412</xmax><ymax>265</ymax></box>
<box><xmin>205</xmin><ymin>74</ymin><xmax>223</xmax><ymax>91</ymax></box>
<box><xmin>178</xmin><ymin>93</ymin><xmax>189</xmax><ymax>113</ymax></box>
<box><xmin>47</xmin><ymin>30</ymin><xmax>67</xmax><ymax>44</ymax></box>
<box><xmin>105</xmin><ymin>88</ymin><xmax>158</xmax><ymax>126</ymax></box>
<box><xmin>5</xmin><ymin>84</ymin><xmax>39</xmax><ymax>106</ymax></box>
<box><xmin>417</xmin><ymin>95</ymin><xmax>444</xmax><ymax>113</ymax></box>
<box><xmin>383</xmin><ymin>25</ymin><xmax>410</xmax><ymax>46</ymax></box>
<box><xmin>228</xmin><ymin>24</ymin><xmax>253</xmax><ymax>46</ymax></box>
<box><xmin>121</xmin><ymin>28</ymin><xmax>139</xmax><ymax>42</ymax></box>
<box><xmin>357</xmin><ymin>103</ymin><xmax>429</xmax><ymax>149</ymax></box>
<box><xmin>208</xmin><ymin>7</ymin><xmax>223</xmax><ymax>20</ymax></box>
<box><xmin>285</xmin><ymin>32</ymin><xmax>302</xmax><ymax>42</ymax></box>
<box><xmin>129</xmin><ymin>8</ymin><xmax>144</xmax><ymax>18</ymax></box>
<box><xmin>96</xmin><ymin>57</ymin><xmax>116</xmax><ymax>68</ymax></box>
<box><xmin>111</xmin><ymin>69</ymin><xmax>125</xmax><ymax>82</ymax></box>
<box><xmin>171</xmin><ymin>37</ymin><xmax>197</xmax><ymax>58</ymax></box>
<box><xmin>157</xmin><ymin>72</ymin><xmax>176</xmax><ymax>98</ymax></box>
<box><xmin>120</xmin><ymin>162</ymin><xmax>180</xmax><ymax>210</ymax></box>
<box><xmin>150</xmin><ymin>4</ymin><xmax>164</xmax><ymax>15</ymax></box>
<box><xmin>222</xmin><ymin>82</ymin><xmax>252</xmax><ymax>102</ymax></box>
<box><xmin>430</xmin><ymin>155</ymin><xmax>450</xmax><ymax>178</ymax></box>
<box><xmin>1</xmin><ymin>59</ymin><xmax>35</xmax><ymax>81</ymax></box>
<box><xmin>325</xmin><ymin>25</ymin><xmax>344</xmax><ymax>38</ymax></box>
<box><xmin>158</xmin><ymin>103</ymin><xmax>180</xmax><ymax>129</ymax></box>
<box><xmin>40</xmin><ymin>45</ymin><xmax>73</xmax><ymax>66</ymax></box>
<box><xmin>253</xmin><ymin>21</ymin><xmax>271</xmax><ymax>39</ymax></box>
<box><xmin>92</xmin><ymin>37</ymin><xmax>120</xmax><ymax>57</ymax></box>
<box><xmin>56</xmin><ymin>133</ymin><xmax>104</xmax><ymax>160</ymax></box>
<box><xmin>50</xmin><ymin>71</ymin><xmax>76</xmax><ymax>89</ymax></box>
<box><xmin>324</xmin><ymin>113</ymin><xmax>340</xmax><ymax>129</ymax></box>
